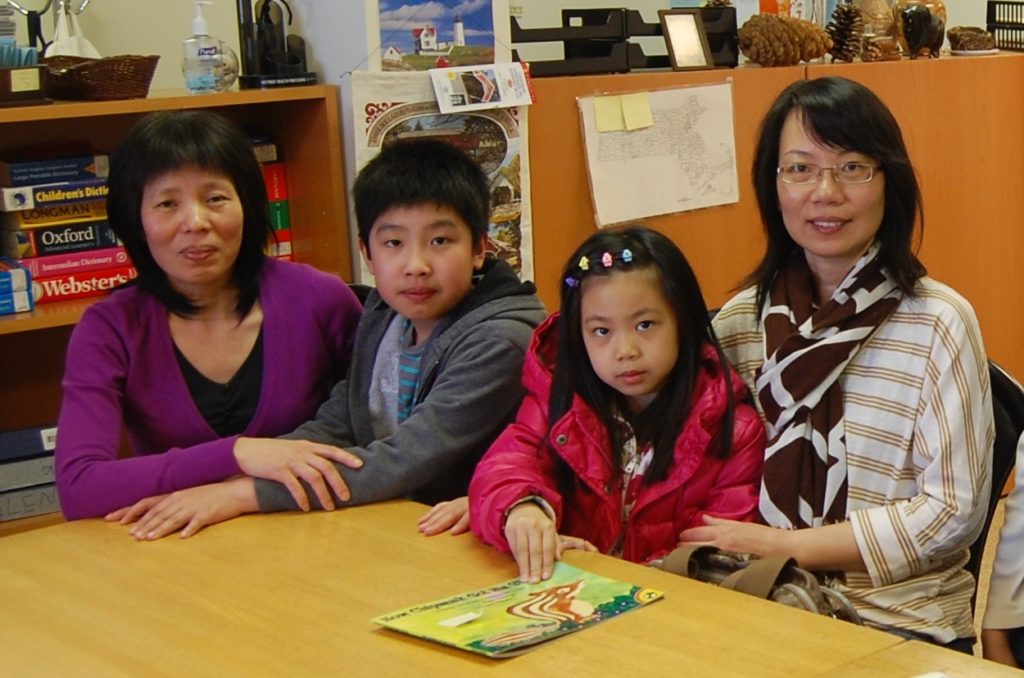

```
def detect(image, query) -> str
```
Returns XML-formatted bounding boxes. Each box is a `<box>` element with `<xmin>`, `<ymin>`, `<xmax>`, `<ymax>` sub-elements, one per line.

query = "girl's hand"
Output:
<box><xmin>418</xmin><ymin>497</ymin><xmax>470</xmax><ymax>536</ymax></box>
<box><xmin>504</xmin><ymin>502</ymin><xmax>559</xmax><ymax>583</ymax></box>
<box><xmin>105</xmin><ymin>477</ymin><xmax>258</xmax><ymax>540</ymax></box>
<box><xmin>678</xmin><ymin>515</ymin><xmax>779</xmax><ymax>556</ymax></box>
<box><xmin>233</xmin><ymin>437</ymin><xmax>363</xmax><ymax>511</ymax></box>
<box><xmin>559</xmin><ymin>535</ymin><xmax>598</xmax><ymax>552</ymax></box>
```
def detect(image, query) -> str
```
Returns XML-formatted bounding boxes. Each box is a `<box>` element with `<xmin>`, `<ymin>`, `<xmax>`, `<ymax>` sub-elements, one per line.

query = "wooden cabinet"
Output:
<box><xmin>0</xmin><ymin>86</ymin><xmax>350</xmax><ymax>534</ymax></box>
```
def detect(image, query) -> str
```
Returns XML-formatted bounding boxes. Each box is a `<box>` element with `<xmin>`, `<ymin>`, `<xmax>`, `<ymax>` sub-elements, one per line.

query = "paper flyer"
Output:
<box><xmin>372</xmin><ymin>562</ymin><xmax>663</xmax><ymax>658</ymax></box>
<box><xmin>429</xmin><ymin>63</ymin><xmax>534</xmax><ymax>114</ymax></box>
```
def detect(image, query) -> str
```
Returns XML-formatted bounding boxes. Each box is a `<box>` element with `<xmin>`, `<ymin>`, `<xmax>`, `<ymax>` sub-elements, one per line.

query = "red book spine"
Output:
<box><xmin>32</xmin><ymin>265</ymin><xmax>137</xmax><ymax>304</ymax></box>
<box><xmin>262</xmin><ymin>163</ymin><xmax>288</xmax><ymax>201</ymax></box>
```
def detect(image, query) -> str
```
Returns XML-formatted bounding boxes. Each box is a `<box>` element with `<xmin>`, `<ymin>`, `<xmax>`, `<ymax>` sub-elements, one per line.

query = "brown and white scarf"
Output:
<box><xmin>756</xmin><ymin>245</ymin><xmax>902</xmax><ymax>529</ymax></box>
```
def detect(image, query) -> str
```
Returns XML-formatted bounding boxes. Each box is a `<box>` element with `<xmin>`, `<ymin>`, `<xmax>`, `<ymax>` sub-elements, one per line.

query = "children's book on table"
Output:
<box><xmin>371</xmin><ymin>562</ymin><xmax>663</xmax><ymax>658</ymax></box>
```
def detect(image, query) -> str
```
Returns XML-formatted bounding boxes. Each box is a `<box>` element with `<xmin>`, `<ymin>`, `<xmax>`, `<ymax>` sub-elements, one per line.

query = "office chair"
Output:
<box><xmin>967</xmin><ymin>360</ymin><xmax>1023</xmax><ymax>615</ymax></box>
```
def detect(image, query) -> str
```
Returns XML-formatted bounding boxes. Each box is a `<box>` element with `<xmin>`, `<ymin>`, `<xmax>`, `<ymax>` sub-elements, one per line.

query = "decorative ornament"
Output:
<box><xmin>578</xmin><ymin>256</ymin><xmax>589</xmax><ymax>271</ymax></box>
<box><xmin>826</xmin><ymin>2</ymin><xmax>864</xmax><ymax>63</ymax></box>
<box><xmin>893</xmin><ymin>0</ymin><xmax>946</xmax><ymax>59</ymax></box>
<box><xmin>738</xmin><ymin>14</ymin><xmax>833</xmax><ymax>67</ymax></box>
<box><xmin>853</xmin><ymin>0</ymin><xmax>894</xmax><ymax>38</ymax></box>
<box><xmin>704</xmin><ymin>0</ymin><xmax>733</xmax><ymax>7</ymax></box>
<box><xmin>601</xmin><ymin>252</ymin><xmax>613</xmax><ymax>268</ymax></box>
<box><xmin>947</xmin><ymin>26</ymin><xmax>996</xmax><ymax>51</ymax></box>
<box><xmin>564</xmin><ymin>276</ymin><xmax>579</xmax><ymax>288</ymax></box>
<box><xmin>621</xmin><ymin>249</ymin><xmax>633</xmax><ymax>263</ymax></box>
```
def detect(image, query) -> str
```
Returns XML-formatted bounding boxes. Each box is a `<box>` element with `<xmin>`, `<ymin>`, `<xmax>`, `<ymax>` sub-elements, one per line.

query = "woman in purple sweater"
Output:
<box><xmin>55</xmin><ymin>111</ymin><xmax>362</xmax><ymax>531</ymax></box>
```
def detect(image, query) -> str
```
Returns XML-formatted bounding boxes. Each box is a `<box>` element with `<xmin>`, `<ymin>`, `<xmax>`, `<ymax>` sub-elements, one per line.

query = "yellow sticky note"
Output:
<box><xmin>594</xmin><ymin>95</ymin><xmax>625</xmax><ymax>132</ymax></box>
<box><xmin>621</xmin><ymin>92</ymin><xmax>654</xmax><ymax>131</ymax></box>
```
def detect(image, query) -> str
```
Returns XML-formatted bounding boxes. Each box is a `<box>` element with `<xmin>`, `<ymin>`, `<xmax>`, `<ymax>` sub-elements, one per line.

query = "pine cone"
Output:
<box><xmin>947</xmin><ymin>26</ymin><xmax>996</xmax><ymax>51</ymax></box>
<box><xmin>739</xmin><ymin>14</ymin><xmax>833</xmax><ymax>67</ymax></box>
<box><xmin>704</xmin><ymin>0</ymin><xmax>733</xmax><ymax>7</ymax></box>
<box><xmin>826</xmin><ymin>3</ymin><xmax>864</xmax><ymax>62</ymax></box>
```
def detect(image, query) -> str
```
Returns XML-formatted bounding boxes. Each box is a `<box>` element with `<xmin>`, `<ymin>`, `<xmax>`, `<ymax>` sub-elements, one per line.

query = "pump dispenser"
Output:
<box><xmin>182</xmin><ymin>1</ymin><xmax>239</xmax><ymax>94</ymax></box>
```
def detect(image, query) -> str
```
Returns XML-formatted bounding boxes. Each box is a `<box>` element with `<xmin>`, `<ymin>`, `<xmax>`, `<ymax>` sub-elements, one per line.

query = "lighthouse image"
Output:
<box><xmin>453</xmin><ymin>14</ymin><xmax>466</xmax><ymax>47</ymax></box>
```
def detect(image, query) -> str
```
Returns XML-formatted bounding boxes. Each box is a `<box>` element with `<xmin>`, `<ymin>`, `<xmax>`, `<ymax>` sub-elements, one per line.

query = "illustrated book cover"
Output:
<box><xmin>372</xmin><ymin>562</ymin><xmax>663</xmax><ymax>658</ymax></box>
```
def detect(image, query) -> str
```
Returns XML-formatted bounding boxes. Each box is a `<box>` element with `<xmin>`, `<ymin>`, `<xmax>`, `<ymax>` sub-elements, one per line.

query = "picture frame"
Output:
<box><xmin>658</xmin><ymin>9</ymin><xmax>714</xmax><ymax>71</ymax></box>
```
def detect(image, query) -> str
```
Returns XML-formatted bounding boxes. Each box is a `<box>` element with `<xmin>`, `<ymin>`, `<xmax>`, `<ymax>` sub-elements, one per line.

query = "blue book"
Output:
<box><xmin>0</xmin><ymin>288</ymin><xmax>33</xmax><ymax>315</ymax></box>
<box><xmin>0</xmin><ymin>177</ymin><xmax>108</xmax><ymax>211</ymax></box>
<box><xmin>0</xmin><ymin>255</ymin><xmax>29</xmax><ymax>293</ymax></box>
<box><xmin>0</xmin><ymin>154</ymin><xmax>109</xmax><ymax>187</ymax></box>
<box><xmin>0</xmin><ymin>425</ymin><xmax>56</xmax><ymax>464</ymax></box>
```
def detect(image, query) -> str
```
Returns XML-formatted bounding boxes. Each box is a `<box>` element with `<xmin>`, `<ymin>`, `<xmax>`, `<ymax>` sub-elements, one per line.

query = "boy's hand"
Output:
<box><xmin>105</xmin><ymin>477</ymin><xmax>259</xmax><ymax>540</ymax></box>
<box><xmin>418</xmin><ymin>496</ymin><xmax>470</xmax><ymax>536</ymax></box>
<box><xmin>504</xmin><ymin>502</ymin><xmax>559</xmax><ymax>583</ymax></box>
<box><xmin>233</xmin><ymin>437</ymin><xmax>362</xmax><ymax>511</ymax></box>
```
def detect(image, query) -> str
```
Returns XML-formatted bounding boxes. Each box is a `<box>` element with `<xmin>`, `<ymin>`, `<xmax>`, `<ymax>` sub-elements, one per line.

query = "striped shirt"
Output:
<box><xmin>713</xmin><ymin>277</ymin><xmax>993</xmax><ymax>642</ymax></box>
<box><xmin>397</xmin><ymin>319</ymin><xmax>426</xmax><ymax>422</ymax></box>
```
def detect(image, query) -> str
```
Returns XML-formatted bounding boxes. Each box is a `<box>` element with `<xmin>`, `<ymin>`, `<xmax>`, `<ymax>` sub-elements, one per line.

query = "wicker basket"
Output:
<box><xmin>42</xmin><ymin>55</ymin><xmax>160</xmax><ymax>101</ymax></box>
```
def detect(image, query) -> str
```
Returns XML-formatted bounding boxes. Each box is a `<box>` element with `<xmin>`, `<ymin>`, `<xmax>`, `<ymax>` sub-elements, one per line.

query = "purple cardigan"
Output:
<box><xmin>55</xmin><ymin>258</ymin><xmax>361</xmax><ymax>519</ymax></box>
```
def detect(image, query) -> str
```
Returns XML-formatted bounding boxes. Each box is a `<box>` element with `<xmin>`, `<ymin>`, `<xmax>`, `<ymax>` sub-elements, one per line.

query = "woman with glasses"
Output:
<box><xmin>682</xmin><ymin>77</ymin><xmax>992</xmax><ymax>652</ymax></box>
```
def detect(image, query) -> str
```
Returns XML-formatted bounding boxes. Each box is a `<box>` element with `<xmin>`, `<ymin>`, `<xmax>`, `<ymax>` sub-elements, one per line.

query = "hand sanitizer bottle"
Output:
<box><xmin>182</xmin><ymin>1</ymin><xmax>238</xmax><ymax>94</ymax></box>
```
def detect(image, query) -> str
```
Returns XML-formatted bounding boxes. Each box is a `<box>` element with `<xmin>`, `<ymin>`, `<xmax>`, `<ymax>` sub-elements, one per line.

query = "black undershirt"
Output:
<box><xmin>175</xmin><ymin>330</ymin><xmax>264</xmax><ymax>437</ymax></box>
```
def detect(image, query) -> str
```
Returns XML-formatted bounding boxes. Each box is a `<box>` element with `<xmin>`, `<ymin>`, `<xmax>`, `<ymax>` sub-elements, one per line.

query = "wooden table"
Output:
<box><xmin>0</xmin><ymin>501</ymin><xmax>1010</xmax><ymax>676</ymax></box>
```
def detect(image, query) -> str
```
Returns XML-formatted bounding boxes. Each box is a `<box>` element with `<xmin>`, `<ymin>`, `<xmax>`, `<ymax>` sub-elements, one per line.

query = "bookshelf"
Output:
<box><xmin>0</xmin><ymin>87</ymin><xmax>350</xmax><ymax>533</ymax></box>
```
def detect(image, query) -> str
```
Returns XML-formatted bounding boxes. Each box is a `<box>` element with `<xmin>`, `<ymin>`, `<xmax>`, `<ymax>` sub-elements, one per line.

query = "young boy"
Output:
<box><xmin>253</xmin><ymin>138</ymin><xmax>546</xmax><ymax>511</ymax></box>
<box><xmin>109</xmin><ymin>138</ymin><xmax>545</xmax><ymax>540</ymax></box>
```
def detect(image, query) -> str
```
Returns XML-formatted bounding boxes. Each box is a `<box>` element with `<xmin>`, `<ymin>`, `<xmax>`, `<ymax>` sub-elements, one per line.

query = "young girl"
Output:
<box><xmin>467</xmin><ymin>226</ymin><xmax>765</xmax><ymax>582</ymax></box>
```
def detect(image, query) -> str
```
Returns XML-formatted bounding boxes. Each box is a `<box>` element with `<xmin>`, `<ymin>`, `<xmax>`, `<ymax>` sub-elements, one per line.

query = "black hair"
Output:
<box><xmin>550</xmin><ymin>225</ymin><xmax>736</xmax><ymax>492</ymax></box>
<box><xmin>746</xmin><ymin>76</ymin><xmax>926</xmax><ymax>309</ymax></box>
<box><xmin>352</xmin><ymin>138</ymin><xmax>490</xmax><ymax>255</ymax></box>
<box><xmin>106</xmin><ymin>110</ymin><xmax>271</xmax><ymax>318</ymax></box>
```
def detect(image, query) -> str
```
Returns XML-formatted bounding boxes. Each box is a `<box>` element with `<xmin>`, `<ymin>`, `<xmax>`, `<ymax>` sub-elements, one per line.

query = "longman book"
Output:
<box><xmin>0</xmin><ymin>177</ymin><xmax>108</xmax><ymax>211</ymax></box>
<box><xmin>22</xmin><ymin>246</ymin><xmax>128</xmax><ymax>279</ymax></box>
<box><xmin>2</xmin><ymin>200</ymin><xmax>107</xmax><ymax>230</ymax></box>
<box><xmin>32</xmin><ymin>265</ymin><xmax>136</xmax><ymax>304</ymax></box>
<box><xmin>0</xmin><ymin>482</ymin><xmax>60</xmax><ymax>522</ymax></box>
<box><xmin>9</xmin><ymin>219</ymin><xmax>119</xmax><ymax>258</ymax></box>
<box><xmin>0</xmin><ymin>455</ymin><xmax>55</xmax><ymax>493</ymax></box>
<box><xmin>0</xmin><ymin>153</ymin><xmax>109</xmax><ymax>187</ymax></box>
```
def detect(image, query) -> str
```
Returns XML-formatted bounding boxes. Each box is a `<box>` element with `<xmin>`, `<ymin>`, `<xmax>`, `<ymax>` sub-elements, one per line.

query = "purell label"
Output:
<box><xmin>198</xmin><ymin>46</ymin><xmax>219</xmax><ymax>57</ymax></box>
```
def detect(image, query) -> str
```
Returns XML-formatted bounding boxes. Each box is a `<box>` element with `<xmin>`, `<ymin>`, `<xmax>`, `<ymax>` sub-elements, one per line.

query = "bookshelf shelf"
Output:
<box><xmin>0</xmin><ymin>86</ymin><xmax>350</xmax><ymax>532</ymax></box>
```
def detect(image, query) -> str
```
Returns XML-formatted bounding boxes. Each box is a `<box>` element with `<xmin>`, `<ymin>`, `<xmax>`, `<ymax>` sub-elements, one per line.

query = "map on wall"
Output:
<box><xmin>578</xmin><ymin>81</ymin><xmax>739</xmax><ymax>227</ymax></box>
<box><xmin>366</xmin><ymin>0</ymin><xmax>512</xmax><ymax>71</ymax></box>
<box><xmin>350</xmin><ymin>70</ymin><xmax>534</xmax><ymax>284</ymax></box>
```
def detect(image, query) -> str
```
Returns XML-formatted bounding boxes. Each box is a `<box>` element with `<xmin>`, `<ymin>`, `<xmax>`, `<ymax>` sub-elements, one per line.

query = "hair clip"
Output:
<box><xmin>564</xmin><ymin>275</ymin><xmax>580</xmax><ymax>288</ymax></box>
<box><xmin>601</xmin><ymin>252</ymin><xmax>613</xmax><ymax>268</ymax></box>
<box><xmin>621</xmin><ymin>248</ymin><xmax>633</xmax><ymax>263</ymax></box>
<box><xmin>578</xmin><ymin>256</ymin><xmax>589</xmax><ymax>271</ymax></box>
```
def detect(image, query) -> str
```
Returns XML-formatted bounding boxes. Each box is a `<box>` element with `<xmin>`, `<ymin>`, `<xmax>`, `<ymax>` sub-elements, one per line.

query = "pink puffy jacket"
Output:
<box><xmin>469</xmin><ymin>314</ymin><xmax>765</xmax><ymax>563</ymax></box>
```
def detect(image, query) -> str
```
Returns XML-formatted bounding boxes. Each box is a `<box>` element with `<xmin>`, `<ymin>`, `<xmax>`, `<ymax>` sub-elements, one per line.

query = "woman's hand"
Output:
<box><xmin>982</xmin><ymin>628</ymin><xmax>1021</xmax><ymax>667</ymax></box>
<box><xmin>105</xmin><ymin>477</ymin><xmax>258</xmax><ymax>540</ymax></box>
<box><xmin>504</xmin><ymin>502</ymin><xmax>560</xmax><ymax>583</ymax></box>
<box><xmin>678</xmin><ymin>515</ymin><xmax>781</xmax><ymax>556</ymax></box>
<box><xmin>418</xmin><ymin>497</ymin><xmax>470</xmax><ymax>536</ymax></box>
<box><xmin>233</xmin><ymin>437</ymin><xmax>363</xmax><ymax>511</ymax></box>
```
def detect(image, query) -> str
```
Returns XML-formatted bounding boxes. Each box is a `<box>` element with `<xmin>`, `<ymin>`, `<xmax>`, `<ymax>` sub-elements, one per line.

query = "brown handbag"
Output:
<box><xmin>658</xmin><ymin>544</ymin><xmax>863</xmax><ymax>624</ymax></box>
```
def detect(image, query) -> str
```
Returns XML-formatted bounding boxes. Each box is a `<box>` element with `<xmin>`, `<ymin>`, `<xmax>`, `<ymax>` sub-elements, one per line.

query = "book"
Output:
<box><xmin>0</xmin><ymin>288</ymin><xmax>33</xmax><ymax>315</ymax></box>
<box><xmin>372</xmin><ymin>562</ymin><xmax>663</xmax><ymax>658</ymax></box>
<box><xmin>251</xmin><ymin>137</ymin><xmax>278</xmax><ymax>163</ymax></box>
<box><xmin>262</xmin><ymin>163</ymin><xmax>288</xmax><ymax>201</ymax></box>
<box><xmin>31</xmin><ymin>265</ymin><xmax>136</xmax><ymax>304</ymax></box>
<box><xmin>2</xmin><ymin>200</ymin><xmax>107</xmax><ymax>230</ymax></box>
<box><xmin>10</xmin><ymin>219</ymin><xmax>119</xmax><ymax>258</ymax></box>
<box><xmin>21</xmin><ymin>246</ymin><xmax>129</xmax><ymax>279</ymax></box>
<box><xmin>0</xmin><ymin>425</ymin><xmax>56</xmax><ymax>464</ymax></box>
<box><xmin>0</xmin><ymin>255</ymin><xmax>29</xmax><ymax>293</ymax></box>
<box><xmin>0</xmin><ymin>178</ymin><xmax>108</xmax><ymax>212</ymax></box>
<box><xmin>267</xmin><ymin>228</ymin><xmax>291</xmax><ymax>258</ymax></box>
<box><xmin>0</xmin><ymin>153</ymin><xmax>109</xmax><ymax>187</ymax></box>
<box><xmin>0</xmin><ymin>454</ymin><xmax>55</xmax><ymax>492</ymax></box>
<box><xmin>0</xmin><ymin>482</ymin><xmax>60</xmax><ymax>521</ymax></box>
<box><xmin>268</xmin><ymin>199</ymin><xmax>290</xmax><ymax>230</ymax></box>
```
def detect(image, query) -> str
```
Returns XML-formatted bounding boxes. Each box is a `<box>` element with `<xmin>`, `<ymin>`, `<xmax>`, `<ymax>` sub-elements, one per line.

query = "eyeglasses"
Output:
<box><xmin>776</xmin><ymin>162</ymin><xmax>879</xmax><ymax>185</ymax></box>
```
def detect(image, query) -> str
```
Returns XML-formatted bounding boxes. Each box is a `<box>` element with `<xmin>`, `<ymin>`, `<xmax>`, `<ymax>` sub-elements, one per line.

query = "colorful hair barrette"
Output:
<box><xmin>621</xmin><ymin>248</ymin><xmax>633</xmax><ymax>263</ymax></box>
<box><xmin>564</xmin><ymin>276</ymin><xmax>580</xmax><ymax>288</ymax></box>
<box><xmin>601</xmin><ymin>252</ymin><xmax>613</xmax><ymax>268</ymax></box>
<box><xmin>578</xmin><ymin>255</ymin><xmax>590</xmax><ymax>271</ymax></box>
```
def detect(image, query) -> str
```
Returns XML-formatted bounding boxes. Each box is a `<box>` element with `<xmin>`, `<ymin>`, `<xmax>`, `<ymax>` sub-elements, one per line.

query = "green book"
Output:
<box><xmin>372</xmin><ymin>562</ymin><xmax>663</xmax><ymax>658</ymax></box>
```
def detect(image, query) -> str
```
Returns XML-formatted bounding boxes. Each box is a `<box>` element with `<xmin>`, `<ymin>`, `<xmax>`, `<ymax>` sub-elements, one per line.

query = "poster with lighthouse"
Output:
<box><xmin>368</xmin><ymin>0</ymin><xmax>512</xmax><ymax>71</ymax></box>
